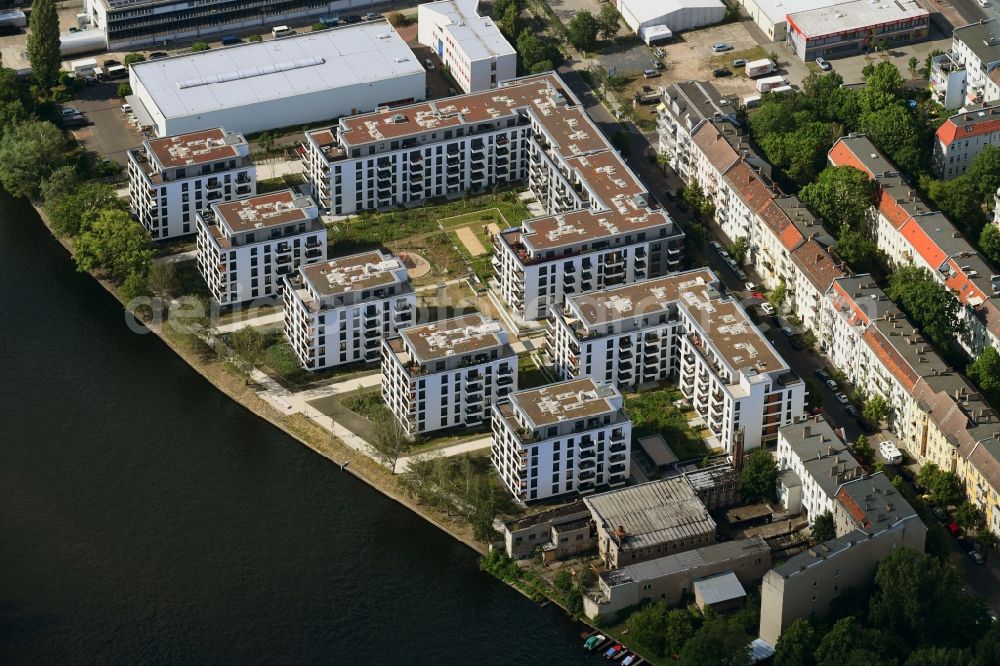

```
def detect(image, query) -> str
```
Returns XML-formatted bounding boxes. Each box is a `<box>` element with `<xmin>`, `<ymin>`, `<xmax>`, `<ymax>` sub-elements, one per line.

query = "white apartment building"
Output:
<box><xmin>930</xmin><ymin>19</ymin><xmax>1000</xmax><ymax>110</ymax></box>
<box><xmin>492</xmin><ymin>378</ymin><xmax>631</xmax><ymax>503</ymax></box>
<box><xmin>830</xmin><ymin>134</ymin><xmax>1000</xmax><ymax>357</ymax></box>
<box><xmin>127</xmin><ymin>128</ymin><xmax>254</xmax><ymax>241</ymax></box>
<box><xmin>282</xmin><ymin>250</ymin><xmax>414</xmax><ymax>371</ymax></box>
<box><xmin>549</xmin><ymin>269</ymin><xmax>804</xmax><ymax>453</ymax></box>
<box><xmin>933</xmin><ymin>102</ymin><xmax>1000</xmax><ymax>179</ymax></box>
<box><xmin>196</xmin><ymin>189</ymin><xmax>326</xmax><ymax>305</ymax></box>
<box><xmin>776</xmin><ymin>417</ymin><xmax>863</xmax><ymax>524</ymax></box>
<box><xmin>655</xmin><ymin>81</ymin><xmax>737</xmax><ymax>184</ymax></box>
<box><xmin>382</xmin><ymin>313</ymin><xmax>516</xmax><ymax>436</ymax></box>
<box><xmin>417</xmin><ymin>0</ymin><xmax>516</xmax><ymax>93</ymax></box>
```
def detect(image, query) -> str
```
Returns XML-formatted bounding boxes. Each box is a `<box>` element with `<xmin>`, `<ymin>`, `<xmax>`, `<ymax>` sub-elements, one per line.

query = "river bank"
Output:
<box><xmin>30</xmin><ymin>201</ymin><xmax>490</xmax><ymax>556</ymax></box>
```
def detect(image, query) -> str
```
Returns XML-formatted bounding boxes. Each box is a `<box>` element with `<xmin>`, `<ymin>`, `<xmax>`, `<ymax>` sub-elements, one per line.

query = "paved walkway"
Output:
<box><xmin>154</xmin><ymin>249</ymin><xmax>197</xmax><ymax>265</ymax></box>
<box><xmin>395</xmin><ymin>436</ymin><xmax>492</xmax><ymax>473</ymax></box>
<box><xmin>216</xmin><ymin>310</ymin><xmax>285</xmax><ymax>334</ymax></box>
<box><xmin>256</xmin><ymin>158</ymin><xmax>304</xmax><ymax>180</ymax></box>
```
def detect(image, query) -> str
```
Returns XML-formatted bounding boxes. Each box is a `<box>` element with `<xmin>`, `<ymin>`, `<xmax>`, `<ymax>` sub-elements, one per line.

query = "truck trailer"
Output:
<box><xmin>756</xmin><ymin>75</ymin><xmax>787</xmax><ymax>93</ymax></box>
<box><xmin>744</xmin><ymin>59</ymin><xmax>776</xmax><ymax>78</ymax></box>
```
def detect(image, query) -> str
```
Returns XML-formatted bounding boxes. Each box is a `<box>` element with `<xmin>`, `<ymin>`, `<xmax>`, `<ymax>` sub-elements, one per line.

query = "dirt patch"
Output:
<box><xmin>397</xmin><ymin>250</ymin><xmax>431</xmax><ymax>279</ymax></box>
<box><xmin>456</xmin><ymin>226</ymin><xmax>488</xmax><ymax>256</ymax></box>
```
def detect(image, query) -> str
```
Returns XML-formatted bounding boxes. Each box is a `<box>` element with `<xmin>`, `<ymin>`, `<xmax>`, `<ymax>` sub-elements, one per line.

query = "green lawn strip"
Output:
<box><xmin>624</xmin><ymin>389</ymin><xmax>708</xmax><ymax>461</ymax></box>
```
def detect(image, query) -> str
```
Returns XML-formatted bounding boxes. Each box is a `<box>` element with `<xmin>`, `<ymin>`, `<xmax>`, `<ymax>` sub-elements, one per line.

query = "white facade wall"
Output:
<box><xmin>933</xmin><ymin>119</ymin><xmax>1000</xmax><ymax>180</ymax></box>
<box><xmin>616</xmin><ymin>0</ymin><xmax>726</xmax><ymax>34</ymax></box>
<box><xmin>127</xmin><ymin>149</ymin><xmax>254</xmax><ymax>241</ymax></box>
<box><xmin>418</xmin><ymin>0</ymin><xmax>516</xmax><ymax>93</ymax></box>
<box><xmin>776</xmin><ymin>435</ymin><xmax>836</xmax><ymax>522</ymax></box>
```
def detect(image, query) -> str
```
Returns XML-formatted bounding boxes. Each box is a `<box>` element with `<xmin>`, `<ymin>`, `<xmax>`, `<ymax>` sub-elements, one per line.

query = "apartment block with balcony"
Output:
<box><xmin>549</xmin><ymin>268</ymin><xmax>804</xmax><ymax>454</ymax></box>
<box><xmin>382</xmin><ymin>313</ymin><xmax>516</xmax><ymax>436</ymax></box>
<box><xmin>282</xmin><ymin>250</ymin><xmax>413</xmax><ymax>371</ymax></box>
<box><xmin>196</xmin><ymin>189</ymin><xmax>326</xmax><ymax>305</ymax></box>
<box><xmin>127</xmin><ymin>127</ymin><xmax>255</xmax><ymax>240</ymax></box>
<box><xmin>655</xmin><ymin>81</ymin><xmax>737</xmax><ymax>185</ymax></box>
<box><xmin>492</xmin><ymin>378</ymin><xmax>631</xmax><ymax>503</ymax></box>
<box><xmin>830</xmin><ymin>134</ymin><xmax>1000</xmax><ymax>356</ymax></box>
<box><xmin>929</xmin><ymin>19</ymin><xmax>1000</xmax><ymax>111</ymax></box>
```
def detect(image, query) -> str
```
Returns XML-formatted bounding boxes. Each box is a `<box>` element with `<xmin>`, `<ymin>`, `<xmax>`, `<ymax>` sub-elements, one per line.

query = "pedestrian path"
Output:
<box><xmin>216</xmin><ymin>311</ymin><xmax>285</xmax><ymax>333</ymax></box>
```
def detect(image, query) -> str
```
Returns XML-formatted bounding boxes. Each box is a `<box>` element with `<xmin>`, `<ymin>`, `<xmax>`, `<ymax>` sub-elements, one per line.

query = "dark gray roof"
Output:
<box><xmin>600</xmin><ymin>537</ymin><xmax>769</xmax><ymax>587</ymax></box>
<box><xmin>835</xmin><ymin>472</ymin><xmax>919</xmax><ymax>533</ymax></box>
<box><xmin>954</xmin><ymin>19</ymin><xmax>1000</xmax><ymax>69</ymax></box>
<box><xmin>779</xmin><ymin>419</ymin><xmax>863</xmax><ymax>498</ymax></box>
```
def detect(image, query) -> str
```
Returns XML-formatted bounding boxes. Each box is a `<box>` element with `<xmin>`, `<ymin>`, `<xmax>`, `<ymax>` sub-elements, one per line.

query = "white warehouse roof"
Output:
<box><xmin>620</xmin><ymin>0</ymin><xmax>725</xmax><ymax>24</ymax></box>
<box><xmin>130</xmin><ymin>22</ymin><xmax>424</xmax><ymax>121</ymax></box>
<box><xmin>746</xmin><ymin>0</ymin><xmax>837</xmax><ymax>26</ymax></box>
<box><xmin>421</xmin><ymin>0</ymin><xmax>515</xmax><ymax>61</ymax></box>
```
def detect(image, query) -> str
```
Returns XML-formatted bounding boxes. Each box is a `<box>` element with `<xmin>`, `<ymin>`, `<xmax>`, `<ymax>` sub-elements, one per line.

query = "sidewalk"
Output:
<box><xmin>215</xmin><ymin>310</ymin><xmax>285</xmax><ymax>334</ymax></box>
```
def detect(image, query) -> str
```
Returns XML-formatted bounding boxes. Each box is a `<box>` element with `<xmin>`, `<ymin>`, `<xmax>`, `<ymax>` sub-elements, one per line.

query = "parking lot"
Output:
<box><xmin>69</xmin><ymin>82</ymin><xmax>145</xmax><ymax>166</ymax></box>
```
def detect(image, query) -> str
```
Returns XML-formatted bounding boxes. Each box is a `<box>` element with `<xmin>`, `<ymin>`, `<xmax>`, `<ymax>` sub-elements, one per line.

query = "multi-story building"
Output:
<box><xmin>127</xmin><ymin>128</ymin><xmax>254</xmax><ymax>241</ymax></box>
<box><xmin>655</xmin><ymin>81</ymin><xmax>737</xmax><ymax>184</ymax></box>
<box><xmin>760</xmin><ymin>472</ymin><xmax>925</xmax><ymax>646</ymax></box>
<box><xmin>381</xmin><ymin>313</ymin><xmax>516</xmax><ymax>436</ymax></box>
<box><xmin>930</xmin><ymin>19</ymin><xmax>1000</xmax><ymax>111</ymax></box>
<box><xmin>584</xmin><ymin>476</ymin><xmax>717</xmax><ymax>570</ymax></box>
<box><xmin>492</xmin><ymin>377</ymin><xmax>630</xmax><ymax>502</ymax></box>
<box><xmin>785</xmin><ymin>0</ymin><xmax>928</xmax><ymax>62</ymax></box>
<box><xmin>932</xmin><ymin>102</ymin><xmax>1000</xmax><ymax>179</ymax></box>
<box><xmin>548</xmin><ymin>268</ymin><xmax>805</xmax><ymax>453</ymax></box>
<box><xmin>81</xmin><ymin>0</ymin><xmax>381</xmax><ymax>51</ymax></box>
<box><xmin>776</xmin><ymin>417</ymin><xmax>863</xmax><ymax>524</ymax></box>
<box><xmin>686</xmin><ymin>118</ymin><xmax>844</xmax><ymax>335</ymax></box>
<box><xmin>196</xmin><ymin>189</ymin><xmax>326</xmax><ymax>305</ymax></box>
<box><xmin>282</xmin><ymin>250</ymin><xmax>413</xmax><ymax>371</ymax></box>
<box><xmin>417</xmin><ymin>0</ymin><xmax>516</xmax><ymax>93</ymax></box>
<box><xmin>829</xmin><ymin>134</ymin><xmax>1000</xmax><ymax>356</ymax></box>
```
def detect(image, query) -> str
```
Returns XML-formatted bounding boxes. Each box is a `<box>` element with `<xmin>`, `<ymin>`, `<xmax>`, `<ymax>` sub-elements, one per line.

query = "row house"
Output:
<box><xmin>381</xmin><ymin>313</ymin><xmax>516</xmax><ymax>436</ymax></box>
<box><xmin>196</xmin><ymin>189</ymin><xmax>326</xmax><ymax>305</ymax></box>
<box><xmin>282</xmin><ymin>250</ymin><xmax>414</xmax><ymax>372</ymax></box>
<box><xmin>127</xmin><ymin>127</ymin><xmax>255</xmax><ymax>240</ymax></box>
<box><xmin>655</xmin><ymin>81</ymin><xmax>737</xmax><ymax>185</ymax></box>
<box><xmin>929</xmin><ymin>18</ymin><xmax>1000</xmax><ymax>110</ymax></box>
<box><xmin>821</xmin><ymin>275</ymin><xmax>951</xmax><ymax>440</ymax></box>
<box><xmin>492</xmin><ymin>378</ymin><xmax>630</xmax><ymax>503</ymax></box>
<box><xmin>687</xmin><ymin>118</ymin><xmax>844</xmax><ymax>335</ymax></box>
<box><xmin>829</xmin><ymin>134</ymin><xmax>1000</xmax><ymax>356</ymax></box>
<box><xmin>548</xmin><ymin>268</ymin><xmax>805</xmax><ymax>453</ymax></box>
<box><xmin>933</xmin><ymin>102</ymin><xmax>1000</xmax><ymax>179</ymax></box>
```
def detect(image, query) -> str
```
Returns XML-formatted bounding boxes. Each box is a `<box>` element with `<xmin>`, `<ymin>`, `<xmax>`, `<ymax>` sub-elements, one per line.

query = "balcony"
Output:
<box><xmin>609</xmin><ymin>441</ymin><xmax>627</xmax><ymax>454</ymax></box>
<box><xmin>578</xmin><ymin>470</ymin><xmax>596</xmax><ymax>481</ymax></box>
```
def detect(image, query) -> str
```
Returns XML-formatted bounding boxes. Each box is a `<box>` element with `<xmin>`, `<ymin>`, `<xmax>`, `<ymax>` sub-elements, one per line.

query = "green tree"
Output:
<box><xmin>774</xmin><ymin>618</ymin><xmax>815</xmax><ymax>666</ymax></box>
<box><xmin>966</xmin><ymin>145</ymin><xmax>1000</xmax><ymax>202</ymax></box>
<box><xmin>26</xmin><ymin>0</ymin><xmax>61</xmax><ymax>92</ymax></box>
<box><xmin>500</xmin><ymin>4</ymin><xmax>522</xmax><ymax>40</ymax></box>
<box><xmin>123</xmin><ymin>53</ymin><xmax>146</xmax><ymax>65</ymax></box>
<box><xmin>731</xmin><ymin>237</ymin><xmax>749</xmax><ymax>265</ymax></box>
<box><xmin>226</xmin><ymin>326</ymin><xmax>269</xmax><ymax>382</ymax></box>
<box><xmin>854</xmin><ymin>435</ymin><xmax>874</xmax><ymax>467</ymax></box>
<box><xmin>870</xmin><ymin>546</ymin><xmax>991</xmax><ymax>649</ymax></box>
<box><xmin>516</xmin><ymin>30</ymin><xmax>547</xmax><ymax>72</ymax></box>
<box><xmin>811</xmin><ymin>511</ymin><xmax>835</xmax><ymax>543</ymax></box>
<box><xmin>0</xmin><ymin>119</ymin><xmax>69</xmax><ymax>199</ymax></box>
<box><xmin>976</xmin><ymin>622</ymin><xmax>1000</xmax><ymax>666</ymax></box>
<box><xmin>741</xmin><ymin>447</ymin><xmax>777</xmax><ymax>504</ymax></box>
<box><xmin>678</xmin><ymin>615</ymin><xmax>750</xmax><ymax>666</ymax></box>
<box><xmin>922</xmin><ymin>174</ymin><xmax>987</xmax><ymax>239</ymax></box>
<box><xmin>757</xmin><ymin>121</ymin><xmax>837</xmax><ymax>188</ymax></box>
<box><xmin>553</xmin><ymin>567</ymin><xmax>574</xmax><ymax>593</ymax></box>
<box><xmin>611</xmin><ymin>128</ymin><xmax>631</xmax><ymax>158</ymax></box>
<box><xmin>908</xmin><ymin>56</ymin><xmax>919</xmax><ymax>78</ymax></box>
<box><xmin>768</xmin><ymin>279</ymin><xmax>787</xmax><ymax>309</ymax></box>
<box><xmin>980</xmin><ymin>225</ymin><xmax>1000</xmax><ymax>266</ymax></box>
<box><xmin>904</xmin><ymin>646</ymin><xmax>970</xmax><ymax>666</ymax></box>
<box><xmin>370</xmin><ymin>406</ymin><xmax>411</xmax><ymax>473</ymax></box>
<box><xmin>682</xmin><ymin>180</ymin><xmax>714</xmax><ymax>219</ymax></box>
<box><xmin>977</xmin><ymin>529</ymin><xmax>1000</xmax><ymax>561</ymax></box>
<box><xmin>119</xmin><ymin>270</ymin><xmax>151</xmax><ymax>303</ymax></box>
<box><xmin>148</xmin><ymin>261</ymin><xmax>182</xmax><ymax>300</ymax></box>
<box><xmin>40</xmin><ymin>165</ymin><xmax>80</xmax><ymax>204</ymax></box>
<box><xmin>117</xmin><ymin>82</ymin><xmax>132</xmax><ymax>98</ymax></box>
<box><xmin>567</xmin><ymin>11</ymin><xmax>599</xmax><ymax>52</ymax></box>
<box><xmin>834</xmin><ymin>227</ymin><xmax>879</xmax><ymax>270</ymax></box>
<box><xmin>73</xmin><ymin>209</ymin><xmax>155</xmax><ymax>280</ymax></box>
<box><xmin>665</xmin><ymin>608</ymin><xmax>695</xmax><ymax>658</ymax></box>
<box><xmin>529</xmin><ymin>59</ymin><xmax>554</xmax><ymax>75</ymax></box>
<box><xmin>45</xmin><ymin>181</ymin><xmax>124</xmax><ymax>236</ymax></box>
<box><xmin>191</xmin><ymin>42</ymin><xmax>211</xmax><ymax>52</ymax></box>
<box><xmin>249</xmin><ymin>34</ymin><xmax>262</xmax><ymax>42</ymax></box>
<box><xmin>863</xmin><ymin>393</ymin><xmax>889</xmax><ymax>425</ymax></box>
<box><xmin>887</xmin><ymin>265</ymin><xmax>961</xmax><ymax>350</ymax></box>
<box><xmin>955</xmin><ymin>501</ymin><xmax>986</xmax><ymax>533</ymax></box>
<box><xmin>858</xmin><ymin>105</ymin><xmax>923</xmax><ymax>175</ymax></box>
<box><xmin>858</xmin><ymin>61</ymin><xmax>905</xmax><ymax>114</ymax></box>
<box><xmin>799</xmin><ymin>165</ymin><xmax>876</xmax><ymax>234</ymax></box>
<box><xmin>968</xmin><ymin>346</ymin><xmax>1000</xmax><ymax>396</ymax></box>
<box><xmin>804</xmin><ymin>378</ymin><xmax>824</xmax><ymax>412</ymax></box>
<box><xmin>625</xmin><ymin>602</ymin><xmax>668</xmax><ymax>656</ymax></box>
<box><xmin>596</xmin><ymin>4</ymin><xmax>620</xmax><ymax>41</ymax></box>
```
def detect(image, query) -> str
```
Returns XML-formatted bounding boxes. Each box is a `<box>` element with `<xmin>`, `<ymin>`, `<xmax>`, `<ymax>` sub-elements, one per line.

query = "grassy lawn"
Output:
<box><xmin>256</xmin><ymin>173</ymin><xmax>305</xmax><ymax>194</ymax></box>
<box><xmin>400</xmin><ymin>232</ymin><xmax>469</xmax><ymax>285</ymax></box>
<box><xmin>341</xmin><ymin>389</ymin><xmax>385</xmax><ymax>422</ymax></box>
<box><xmin>439</xmin><ymin>207</ymin><xmax>510</xmax><ymax>229</ymax></box>
<box><xmin>624</xmin><ymin>388</ymin><xmax>708</xmax><ymax>461</ymax></box>
<box><xmin>518</xmin><ymin>354</ymin><xmax>554</xmax><ymax>389</ymax></box>
<box><xmin>708</xmin><ymin>45</ymin><xmax>770</xmax><ymax>71</ymax></box>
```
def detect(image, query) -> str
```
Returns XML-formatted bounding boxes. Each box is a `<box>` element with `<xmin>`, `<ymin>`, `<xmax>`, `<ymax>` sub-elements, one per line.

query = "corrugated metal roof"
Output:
<box><xmin>694</xmin><ymin>571</ymin><xmax>746</xmax><ymax>605</ymax></box>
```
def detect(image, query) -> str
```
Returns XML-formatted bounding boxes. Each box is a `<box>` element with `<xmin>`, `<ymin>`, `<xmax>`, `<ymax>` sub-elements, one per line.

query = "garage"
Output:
<box><xmin>615</xmin><ymin>0</ymin><xmax>727</xmax><ymax>35</ymax></box>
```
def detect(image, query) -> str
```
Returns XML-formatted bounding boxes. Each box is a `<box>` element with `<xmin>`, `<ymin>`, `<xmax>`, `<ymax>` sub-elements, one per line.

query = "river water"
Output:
<box><xmin>0</xmin><ymin>194</ymin><xmax>584</xmax><ymax>664</ymax></box>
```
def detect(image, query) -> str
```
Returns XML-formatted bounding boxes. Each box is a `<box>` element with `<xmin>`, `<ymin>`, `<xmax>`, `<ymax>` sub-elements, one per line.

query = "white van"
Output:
<box><xmin>271</xmin><ymin>25</ymin><xmax>293</xmax><ymax>38</ymax></box>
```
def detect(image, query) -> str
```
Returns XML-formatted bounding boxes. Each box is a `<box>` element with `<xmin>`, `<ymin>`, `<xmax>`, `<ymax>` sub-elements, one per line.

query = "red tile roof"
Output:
<box><xmin>862</xmin><ymin>327</ymin><xmax>920</xmax><ymax>391</ymax></box>
<box><xmin>724</xmin><ymin>162</ymin><xmax>772</xmax><ymax>213</ymax></box>
<box><xmin>828</xmin><ymin>139</ymin><xmax>872</xmax><ymax>177</ymax></box>
<box><xmin>898</xmin><ymin>217</ymin><xmax>947</xmax><ymax>270</ymax></box>
<box><xmin>831</xmin><ymin>281</ymin><xmax>871</xmax><ymax>327</ymax></box>
<box><xmin>935</xmin><ymin>113</ymin><xmax>1000</xmax><ymax>146</ymax></box>
<box><xmin>791</xmin><ymin>239</ymin><xmax>845</xmax><ymax>292</ymax></box>
<box><xmin>692</xmin><ymin>123</ymin><xmax>740</xmax><ymax>174</ymax></box>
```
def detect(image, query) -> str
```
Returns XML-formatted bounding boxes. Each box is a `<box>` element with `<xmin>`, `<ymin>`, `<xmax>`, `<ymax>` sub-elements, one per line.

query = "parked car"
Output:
<box><xmin>425</xmin><ymin>58</ymin><xmax>435</xmax><ymax>70</ymax></box>
<box><xmin>712</xmin><ymin>68</ymin><xmax>732</xmax><ymax>78</ymax></box>
<box><xmin>815</xmin><ymin>57</ymin><xmax>832</xmax><ymax>71</ymax></box>
<box><xmin>643</xmin><ymin>69</ymin><xmax>660</xmax><ymax>79</ymax></box>
<box><xmin>149</xmin><ymin>51</ymin><xmax>169</xmax><ymax>59</ymax></box>
<box><xmin>732</xmin><ymin>58</ymin><xmax>747</xmax><ymax>68</ymax></box>
<box><xmin>712</xmin><ymin>43</ymin><xmax>732</xmax><ymax>53</ymax></box>
<box><xmin>651</xmin><ymin>59</ymin><xmax>665</xmax><ymax>71</ymax></box>
<box><xmin>676</xmin><ymin>201</ymin><xmax>688</xmax><ymax>212</ymax></box>
<box><xmin>814</xmin><ymin>368</ymin><xmax>830</xmax><ymax>381</ymax></box>
<box><xmin>761</xmin><ymin>303</ymin><xmax>775</xmax><ymax>315</ymax></box>
<box><xmin>745</xmin><ymin>281</ymin><xmax>756</xmax><ymax>292</ymax></box>
<box><xmin>845</xmin><ymin>405</ymin><xmax>859</xmax><ymax>417</ymax></box>
<box><xmin>790</xmin><ymin>336</ymin><xmax>805</xmax><ymax>350</ymax></box>
<box><xmin>970</xmin><ymin>550</ymin><xmax>985</xmax><ymax>565</ymax></box>
<box><xmin>709</xmin><ymin>240</ymin><xmax>722</xmax><ymax>251</ymax></box>
<box><xmin>60</xmin><ymin>107</ymin><xmax>81</xmax><ymax>117</ymax></box>
<box><xmin>103</xmin><ymin>59</ymin><xmax>121</xmax><ymax>68</ymax></box>
<box><xmin>342</xmin><ymin>14</ymin><xmax>362</xmax><ymax>24</ymax></box>
<box><xmin>836</xmin><ymin>392</ymin><xmax>850</xmax><ymax>404</ymax></box>
<box><xmin>932</xmin><ymin>506</ymin><xmax>947</xmax><ymax>521</ymax></box>
<box><xmin>121</xmin><ymin>103</ymin><xmax>132</xmax><ymax>114</ymax></box>
<box><xmin>735</xmin><ymin>268</ymin><xmax>748</xmax><ymax>281</ymax></box>
<box><xmin>665</xmin><ymin>190</ymin><xmax>677</xmax><ymax>201</ymax></box>
<box><xmin>719</xmin><ymin>249</ymin><xmax>731</xmax><ymax>260</ymax></box>
<box><xmin>364</xmin><ymin>12</ymin><xmax>380</xmax><ymax>20</ymax></box>
<box><xmin>652</xmin><ymin>48</ymin><xmax>665</xmax><ymax>58</ymax></box>
<box><xmin>826</xmin><ymin>379</ymin><xmax>839</xmax><ymax>391</ymax></box>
